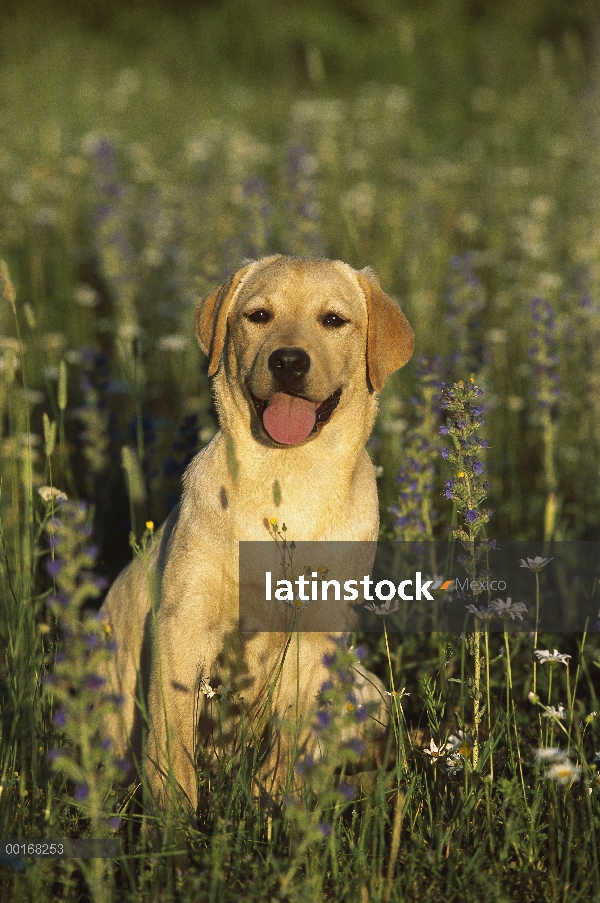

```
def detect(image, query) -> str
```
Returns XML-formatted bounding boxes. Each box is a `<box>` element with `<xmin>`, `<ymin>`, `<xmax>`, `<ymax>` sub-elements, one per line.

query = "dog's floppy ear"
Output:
<box><xmin>194</xmin><ymin>264</ymin><xmax>254</xmax><ymax>377</ymax></box>
<box><xmin>355</xmin><ymin>268</ymin><xmax>415</xmax><ymax>392</ymax></box>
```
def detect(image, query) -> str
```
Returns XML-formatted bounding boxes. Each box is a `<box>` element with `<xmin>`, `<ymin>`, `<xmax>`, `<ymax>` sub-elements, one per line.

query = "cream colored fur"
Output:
<box><xmin>100</xmin><ymin>255</ymin><xmax>414</xmax><ymax>810</ymax></box>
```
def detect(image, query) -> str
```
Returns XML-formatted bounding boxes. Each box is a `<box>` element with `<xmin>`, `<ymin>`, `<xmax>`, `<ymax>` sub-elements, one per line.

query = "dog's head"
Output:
<box><xmin>195</xmin><ymin>256</ymin><xmax>414</xmax><ymax>446</ymax></box>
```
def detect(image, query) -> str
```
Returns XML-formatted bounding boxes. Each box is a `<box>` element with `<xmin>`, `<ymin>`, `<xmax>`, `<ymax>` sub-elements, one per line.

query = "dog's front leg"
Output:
<box><xmin>144</xmin><ymin>637</ymin><xmax>203</xmax><ymax>812</ymax></box>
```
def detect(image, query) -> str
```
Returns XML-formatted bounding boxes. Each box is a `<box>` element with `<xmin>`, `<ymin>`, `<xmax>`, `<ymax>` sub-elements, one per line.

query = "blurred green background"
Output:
<box><xmin>1</xmin><ymin>0</ymin><xmax>599</xmax><ymax>578</ymax></box>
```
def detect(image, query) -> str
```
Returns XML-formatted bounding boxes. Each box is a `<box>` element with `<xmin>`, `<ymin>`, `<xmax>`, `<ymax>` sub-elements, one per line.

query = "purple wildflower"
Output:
<box><xmin>46</xmin><ymin>559</ymin><xmax>63</xmax><ymax>579</ymax></box>
<box><xmin>316</xmin><ymin>710</ymin><xmax>332</xmax><ymax>729</ymax></box>
<box><xmin>53</xmin><ymin>710</ymin><xmax>68</xmax><ymax>729</ymax></box>
<box><xmin>339</xmin><ymin>783</ymin><xmax>354</xmax><ymax>800</ymax></box>
<box><xmin>74</xmin><ymin>783</ymin><xmax>89</xmax><ymax>802</ymax></box>
<box><xmin>86</xmin><ymin>674</ymin><xmax>106</xmax><ymax>692</ymax></box>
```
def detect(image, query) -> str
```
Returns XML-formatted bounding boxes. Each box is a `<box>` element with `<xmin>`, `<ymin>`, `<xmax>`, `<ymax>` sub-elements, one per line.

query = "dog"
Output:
<box><xmin>100</xmin><ymin>255</ymin><xmax>414</xmax><ymax>810</ymax></box>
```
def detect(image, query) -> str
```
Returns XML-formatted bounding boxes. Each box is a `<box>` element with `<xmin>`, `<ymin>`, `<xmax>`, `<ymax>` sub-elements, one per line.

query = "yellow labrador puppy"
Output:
<box><xmin>100</xmin><ymin>255</ymin><xmax>414</xmax><ymax>810</ymax></box>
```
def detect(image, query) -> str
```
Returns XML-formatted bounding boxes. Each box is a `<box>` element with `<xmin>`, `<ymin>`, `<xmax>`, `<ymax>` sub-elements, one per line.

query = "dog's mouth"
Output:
<box><xmin>249</xmin><ymin>387</ymin><xmax>342</xmax><ymax>445</ymax></box>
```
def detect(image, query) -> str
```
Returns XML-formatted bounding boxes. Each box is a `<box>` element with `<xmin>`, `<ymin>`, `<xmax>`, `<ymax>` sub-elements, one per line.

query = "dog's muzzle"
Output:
<box><xmin>249</xmin><ymin>387</ymin><xmax>342</xmax><ymax>445</ymax></box>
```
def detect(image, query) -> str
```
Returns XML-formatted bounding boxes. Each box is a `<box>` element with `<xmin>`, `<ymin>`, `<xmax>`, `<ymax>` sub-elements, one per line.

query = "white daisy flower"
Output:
<box><xmin>535</xmin><ymin>747</ymin><xmax>564</xmax><ymax>762</ymax></box>
<box><xmin>519</xmin><ymin>556</ymin><xmax>553</xmax><ymax>572</ymax></box>
<box><xmin>546</xmin><ymin>760</ymin><xmax>581</xmax><ymax>785</ymax></box>
<box><xmin>423</xmin><ymin>738</ymin><xmax>449</xmax><ymax>761</ymax></box>
<box><xmin>465</xmin><ymin>604</ymin><xmax>496</xmax><ymax>622</ymax></box>
<box><xmin>534</xmin><ymin>649</ymin><xmax>571</xmax><ymax>666</ymax></box>
<box><xmin>364</xmin><ymin>598</ymin><xmax>400</xmax><ymax>617</ymax></box>
<box><xmin>490</xmin><ymin>597</ymin><xmax>528</xmax><ymax>620</ymax></box>
<box><xmin>447</xmin><ymin>731</ymin><xmax>473</xmax><ymax>758</ymax></box>
<box><xmin>384</xmin><ymin>687</ymin><xmax>410</xmax><ymax>701</ymax></box>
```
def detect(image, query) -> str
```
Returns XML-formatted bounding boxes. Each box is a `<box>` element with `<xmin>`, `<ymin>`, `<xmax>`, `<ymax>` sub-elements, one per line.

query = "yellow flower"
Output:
<box><xmin>269</xmin><ymin>517</ymin><xmax>277</xmax><ymax>526</ymax></box>
<box><xmin>145</xmin><ymin>520</ymin><xmax>154</xmax><ymax>531</ymax></box>
<box><xmin>457</xmin><ymin>471</ymin><xmax>465</xmax><ymax>478</ymax></box>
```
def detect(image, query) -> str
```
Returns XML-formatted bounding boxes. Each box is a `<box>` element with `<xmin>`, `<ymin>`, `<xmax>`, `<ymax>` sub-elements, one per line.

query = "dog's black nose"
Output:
<box><xmin>268</xmin><ymin>347</ymin><xmax>311</xmax><ymax>383</ymax></box>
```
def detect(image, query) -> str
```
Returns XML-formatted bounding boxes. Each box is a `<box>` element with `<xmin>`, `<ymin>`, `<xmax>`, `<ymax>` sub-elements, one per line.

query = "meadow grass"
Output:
<box><xmin>0</xmin><ymin>3</ymin><xmax>600</xmax><ymax>900</ymax></box>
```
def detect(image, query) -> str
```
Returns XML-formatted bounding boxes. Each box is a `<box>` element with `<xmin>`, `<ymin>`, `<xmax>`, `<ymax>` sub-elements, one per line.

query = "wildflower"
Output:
<box><xmin>529</xmin><ymin>298</ymin><xmax>560</xmax><ymax>410</ymax></box>
<box><xmin>546</xmin><ymin>760</ymin><xmax>581</xmax><ymax>786</ymax></box>
<box><xmin>465</xmin><ymin>604</ymin><xmax>496</xmax><ymax>622</ymax></box>
<box><xmin>316</xmin><ymin>710</ymin><xmax>332</xmax><ymax>729</ymax></box>
<box><xmin>535</xmin><ymin>747</ymin><xmax>564</xmax><ymax>762</ymax></box>
<box><xmin>543</xmin><ymin>703</ymin><xmax>567</xmax><ymax>720</ymax></box>
<box><xmin>445</xmin><ymin>753</ymin><xmax>464</xmax><ymax>775</ymax></box>
<box><xmin>339</xmin><ymin>783</ymin><xmax>354</xmax><ymax>800</ymax></box>
<box><xmin>447</xmin><ymin>731</ymin><xmax>473</xmax><ymax>758</ymax></box>
<box><xmin>444</xmin><ymin>255</ymin><xmax>485</xmax><ymax>378</ymax></box>
<box><xmin>74</xmin><ymin>285</ymin><xmax>100</xmax><ymax>308</ymax></box>
<box><xmin>157</xmin><ymin>334</ymin><xmax>188</xmax><ymax>352</ymax></box>
<box><xmin>364</xmin><ymin>598</ymin><xmax>400</xmax><ymax>616</ymax></box>
<box><xmin>588</xmin><ymin>770</ymin><xmax>600</xmax><ymax>795</ymax></box>
<box><xmin>288</xmin><ymin>595</ymin><xmax>310</xmax><ymax>612</ymax></box>
<box><xmin>391</xmin><ymin>356</ymin><xmax>441</xmax><ymax>540</ymax></box>
<box><xmin>53</xmin><ymin>710</ymin><xmax>68</xmax><ymax>728</ymax></box>
<box><xmin>353</xmin><ymin>706</ymin><xmax>367</xmax><ymax>724</ymax></box>
<box><xmin>438</xmin><ymin>379</ymin><xmax>492</xmax><ymax>547</ymax></box>
<box><xmin>75</xmin><ymin>348</ymin><xmax>114</xmax><ymax>485</ymax></box>
<box><xmin>74</xmin><ymin>783</ymin><xmax>89</xmax><ymax>802</ymax></box>
<box><xmin>38</xmin><ymin>486</ymin><xmax>68</xmax><ymax>504</ymax></box>
<box><xmin>46</xmin><ymin>559</ymin><xmax>63</xmax><ymax>579</ymax></box>
<box><xmin>384</xmin><ymin>687</ymin><xmax>410</xmax><ymax>701</ymax></box>
<box><xmin>200</xmin><ymin>678</ymin><xmax>216</xmax><ymax>699</ymax></box>
<box><xmin>350</xmin><ymin>645</ymin><xmax>367</xmax><ymax>661</ymax></box>
<box><xmin>217</xmin><ymin>684</ymin><xmax>231</xmax><ymax>699</ymax></box>
<box><xmin>528</xmin><ymin>691</ymin><xmax>540</xmax><ymax>704</ymax></box>
<box><xmin>317</xmin><ymin>822</ymin><xmax>331</xmax><ymax>838</ymax></box>
<box><xmin>534</xmin><ymin>649</ymin><xmax>571</xmax><ymax>666</ymax></box>
<box><xmin>283</xmin><ymin>144</ymin><xmax>325</xmax><ymax>258</ymax></box>
<box><xmin>519</xmin><ymin>556</ymin><xmax>553</xmax><ymax>571</ymax></box>
<box><xmin>490</xmin><ymin>597</ymin><xmax>528</xmax><ymax>621</ymax></box>
<box><xmin>423</xmin><ymin>738</ymin><xmax>449</xmax><ymax>761</ymax></box>
<box><xmin>242</xmin><ymin>175</ymin><xmax>273</xmax><ymax>258</ymax></box>
<box><xmin>348</xmin><ymin>738</ymin><xmax>365</xmax><ymax>757</ymax></box>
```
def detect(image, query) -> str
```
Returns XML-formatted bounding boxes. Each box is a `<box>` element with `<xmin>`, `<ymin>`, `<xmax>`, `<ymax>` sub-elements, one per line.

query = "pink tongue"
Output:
<box><xmin>263</xmin><ymin>393</ymin><xmax>317</xmax><ymax>445</ymax></box>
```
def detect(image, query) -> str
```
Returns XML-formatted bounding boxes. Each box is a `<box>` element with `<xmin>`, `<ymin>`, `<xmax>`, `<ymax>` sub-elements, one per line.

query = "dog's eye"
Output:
<box><xmin>246</xmin><ymin>309</ymin><xmax>272</xmax><ymax>324</ymax></box>
<box><xmin>322</xmin><ymin>312</ymin><xmax>348</xmax><ymax>328</ymax></box>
